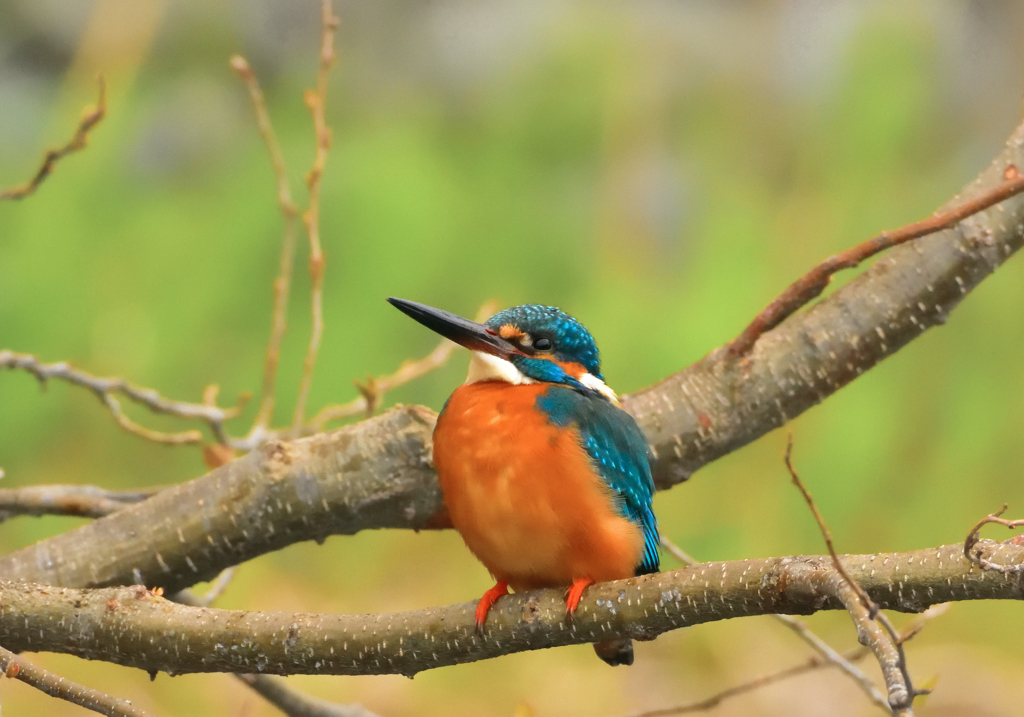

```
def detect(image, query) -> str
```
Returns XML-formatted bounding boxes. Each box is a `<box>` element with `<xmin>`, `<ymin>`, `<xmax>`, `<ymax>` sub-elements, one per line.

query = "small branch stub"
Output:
<box><xmin>964</xmin><ymin>504</ymin><xmax>1024</xmax><ymax>573</ymax></box>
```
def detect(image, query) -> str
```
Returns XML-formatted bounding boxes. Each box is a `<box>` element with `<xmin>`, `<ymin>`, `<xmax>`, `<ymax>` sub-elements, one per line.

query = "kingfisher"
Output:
<box><xmin>388</xmin><ymin>298</ymin><xmax>659</xmax><ymax>666</ymax></box>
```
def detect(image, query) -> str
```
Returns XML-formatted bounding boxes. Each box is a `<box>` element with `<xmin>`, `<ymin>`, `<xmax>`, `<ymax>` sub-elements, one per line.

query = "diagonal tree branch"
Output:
<box><xmin>0</xmin><ymin>407</ymin><xmax>442</xmax><ymax>591</ymax></box>
<box><xmin>727</xmin><ymin>165</ymin><xmax>1024</xmax><ymax>356</ymax></box>
<box><xmin>624</xmin><ymin>120</ymin><xmax>1024</xmax><ymax>487</ymax></box>
<box><xmin>0</xmin><ymin>644</ymin><xmax>151</xmax><ymax>717</ymax></box>
<box><xmin>0</xmin><ymin>540</ymin><xmax>1019</xmax><ymax>677</ymax></box>
<box><xmin>234</xmin><ymin>675</ymin><xmax>382</xmax><ymax>717</ymax></box>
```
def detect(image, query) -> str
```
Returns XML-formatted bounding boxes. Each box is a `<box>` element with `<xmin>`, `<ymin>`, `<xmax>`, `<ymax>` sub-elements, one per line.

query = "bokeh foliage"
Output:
<box><xmin>2</xmin><ymin>2</ymin><xmax>1024</xmax><ymax>715</ymax></box>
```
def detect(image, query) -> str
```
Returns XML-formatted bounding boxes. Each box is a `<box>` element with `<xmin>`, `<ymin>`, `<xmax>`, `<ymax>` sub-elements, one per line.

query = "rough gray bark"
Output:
<box><xmin>0</xmin><ymin>540</ymin><xmax>1019</xmax><ymax>677</ymax></box>
<box><xmin>0</xmin><ymin>406</ymin><xmax>441</xmax><ymax>592</ymax></box>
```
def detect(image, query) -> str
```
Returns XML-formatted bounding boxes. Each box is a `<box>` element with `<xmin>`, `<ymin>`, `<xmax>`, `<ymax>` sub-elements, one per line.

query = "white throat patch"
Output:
<box><xmin>465</xmin><ymin>351</ymin><xmax>534</xmax><ymax>385</ymax></box>
<box><xmin>464</xmin><ymin>351</ymin><xmax>620</xmax><ymax>405</ymax></box>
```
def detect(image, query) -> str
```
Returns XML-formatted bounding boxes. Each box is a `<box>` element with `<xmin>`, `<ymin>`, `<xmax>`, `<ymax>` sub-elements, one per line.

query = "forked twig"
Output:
<box><xmin>783</xmin><ymin>436</ymin><xmax>873</xmax><ymax>613</ymax></box>
<box><xmin>0</xmin><ymin>644</ymin><xmax>151</xmax><ymax>717</ymax></box>
<box><xmin>660</xmin><ymin>535</ymin><xmax>889</xmax><ymax>712</ymax></box>
<box><xmin>292</xmin><ymin>0</ymin><xmax>339</xmax><ymax>431</ymax></box>
<box><xmin>0</xmin><ymin>78</ymin><xmax>108</xmax><ymax>202</ymax></box>
<box><xmin>963</xmin><ymin>504</ymin><xmax>1024</xmax><ymax>573</ymax></box>
<box><xmin>623</xmin><ymin>604</ymin><xmax>948</xmax><ymax>717</ymax></box>
<box><xmin>230</xmin><ymin>55</ymin><xmax>301</xmax><ymax>435</ymax></box>
<box><xmin>729</xmin><ymin>164</ymin><xmax>1024</xmax><ymax>355</ymax></box>
<box><xmin>0</xmin><ymin>351</ymin><xmax>245</xmax><ymax>445</ymax></box>
<box><xmin>783</xmin><ymin>436</ymin><xmax>926</xmax><ymax>715</ymax></box>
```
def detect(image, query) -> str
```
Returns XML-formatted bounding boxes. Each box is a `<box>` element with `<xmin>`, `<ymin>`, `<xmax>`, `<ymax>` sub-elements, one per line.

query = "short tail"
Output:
<box><xmin>593</xmin><ymin>638</ymin><xmax>634</xmax><ymax>666</ymax></box>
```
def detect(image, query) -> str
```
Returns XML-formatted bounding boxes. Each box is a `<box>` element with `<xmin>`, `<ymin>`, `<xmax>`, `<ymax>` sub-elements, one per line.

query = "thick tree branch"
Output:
<box><xmin>0</xmin><ymin>407</ymin><xmax>442</xmax><ymax>591</ymax></box>
<box><xmin>0</xmin><ymin>541</ymin><xmax>1018</xmax><ymax>677</ymax></box>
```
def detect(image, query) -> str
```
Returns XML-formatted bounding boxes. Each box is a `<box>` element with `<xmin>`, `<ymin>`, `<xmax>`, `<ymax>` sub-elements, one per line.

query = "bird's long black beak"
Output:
<box><xmin>387</xmin><ymin>298</ymin><xmax>517</xmax><ymax>358</ymax></box>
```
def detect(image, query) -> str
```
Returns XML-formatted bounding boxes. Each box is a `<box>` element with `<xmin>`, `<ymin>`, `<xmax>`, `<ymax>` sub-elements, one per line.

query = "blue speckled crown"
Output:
<box><xmin>485</xmin><ymin>305</ymin><xmax>602</xmax><ymax>379</ymax></box>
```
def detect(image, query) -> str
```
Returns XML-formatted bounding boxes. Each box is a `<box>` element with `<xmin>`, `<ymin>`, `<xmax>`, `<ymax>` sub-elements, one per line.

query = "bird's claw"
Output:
<box><xmin>565</xmin><ymin>577</ymin><xmax>595</xmax><ymax>617</ymax></box>
<box><xmin>474</xmin><ymin>581</ymin><xmax>509</xmax><ymax>632</ymax></box>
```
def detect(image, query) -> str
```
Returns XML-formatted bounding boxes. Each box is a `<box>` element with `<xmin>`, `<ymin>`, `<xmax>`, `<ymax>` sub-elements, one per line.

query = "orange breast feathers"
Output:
<box><xmin>432</xmin><ymin>381</ymin><xmax>644</xmax><ymax>592</ymax></box>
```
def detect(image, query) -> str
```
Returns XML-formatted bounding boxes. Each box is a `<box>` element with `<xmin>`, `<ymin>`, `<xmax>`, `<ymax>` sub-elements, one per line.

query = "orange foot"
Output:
<box><xmin>475</xmin><ymin>581</ymin><xmax>509</xmax><ymax>630</ymax></box>
<box><xmin>565</xmin><ymin>577</ymin><xmax>595</xmax><ymax>615</ymax></box>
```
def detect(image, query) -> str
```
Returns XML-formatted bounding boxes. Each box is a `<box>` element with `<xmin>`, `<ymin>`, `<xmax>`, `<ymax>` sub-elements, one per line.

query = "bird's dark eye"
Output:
<box><xmin>534</xmin><ymin>337</ymin><xmax>552</xmax><ymax>351</ymax></box>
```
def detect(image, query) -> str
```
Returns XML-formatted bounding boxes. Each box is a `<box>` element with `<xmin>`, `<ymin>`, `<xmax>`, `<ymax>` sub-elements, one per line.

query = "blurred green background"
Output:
<box><xmin>3</xmin><ymin>1</ymin><xmax>1024</xmax><ymax>715</ymax></box>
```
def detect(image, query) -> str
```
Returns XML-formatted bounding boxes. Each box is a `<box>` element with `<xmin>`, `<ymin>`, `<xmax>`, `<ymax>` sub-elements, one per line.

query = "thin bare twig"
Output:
<box><xmin>963</xmin><ymin>504</ymin><xmax>1024</xmax><ymax>573</ymax></box>
<box><xmin>0</xmin><ymin>484</ymin><xmax>160</xmax><ymax>522</ymax></box>
<box><xmin>235</xmin><ymin>675</ymin><xmax>382</xmax><ymax>717</ymax></box>
<box><xmin>729</xmin><ymin>163</ymin><xmax>1024</xmax><ymax>356</ymax></box>
<box><xmin>783</xmin><ymin>436</ymin><xmax>925</xmax><ymax>715</ymax></box>
<box><xmin>660</xmin><ymin>535</ymin><xmax>888</xmax><ymax>712</ymax></box>
<box><xmin>230</xmin><ymin>55</ymin><xmax>301</xmax><ymax>436</ymax></box>
<box><xmin>308</xmin><ymin>300</ymin><xmax>498</xmax><ymax>430</ymax></box>
<box><xmin>292</xmin><ymin>0</ymin><xmax>339</xmax><ymax>431</ymax></box>
<box><xmin>0</xmin><ymin>644</ymin><xmax>151</xmax><ymax>717</ymax></box>
<box><xmin>783</xmin><ymin>436</ymin><xmax>872</xmax><ymax>611</ymax></box>
<box><xmin>773</xmin><ymin>613</ymin><xmax>889</xmax><ymax>711</ymax></box>
<box><xmin>0</xmin><ymin>78</ymin><xmax>107</xmax><ymax>202</ymax></box>
<box><xmin>624</xmin><ymin>605</ymin><xmax>949</xmax><ymax>717</ymax></box>
<box><xmin>170</xmin><ymin>567</ymin><xmax>238</xmax><ymax>609</ymax></box>
<box><xmin>0</xmin><ymin>351</ymin><xmax>245</xmax><ymax>445</ymax></box>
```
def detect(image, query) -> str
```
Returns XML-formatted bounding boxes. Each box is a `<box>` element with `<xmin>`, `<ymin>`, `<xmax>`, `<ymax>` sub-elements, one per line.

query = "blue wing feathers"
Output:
<box><xmin>536</xmin><ymin>387</ymin><xmax>660</xmax><ymax>575</ymax></box>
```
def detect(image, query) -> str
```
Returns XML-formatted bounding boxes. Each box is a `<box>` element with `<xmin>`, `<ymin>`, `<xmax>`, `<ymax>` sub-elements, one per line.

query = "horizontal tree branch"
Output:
<box><xmin>0</xmin><ymin>540</ymin><xmax>1020</xmax><ymax>677</ymax></box>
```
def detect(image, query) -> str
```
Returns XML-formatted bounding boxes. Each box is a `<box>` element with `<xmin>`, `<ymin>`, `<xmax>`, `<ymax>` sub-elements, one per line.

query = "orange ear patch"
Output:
<box><xmin>498</xmin><ymin>324</ymin><xmax>526</xmax><ymax>340</ymax></box>
<box><xmin>555</xmin><ymin>360</ymin><xmax>587</xmax><ymax>378</ymax></box>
